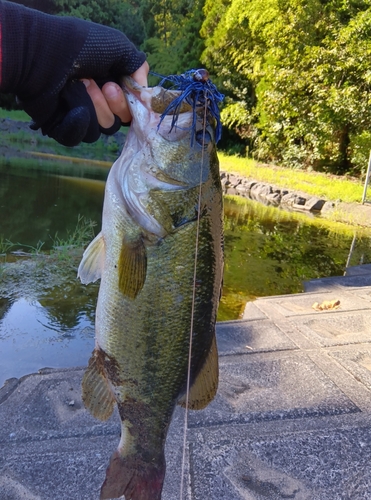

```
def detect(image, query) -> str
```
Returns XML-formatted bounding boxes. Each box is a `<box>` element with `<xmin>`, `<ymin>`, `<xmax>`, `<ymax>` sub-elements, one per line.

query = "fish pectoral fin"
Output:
<box><xmin>118</xmin><ymin>237</ymin><xmax>147</xmax><ymax>299</ymax></box>
<box><xmin>78</xmin><ymin>232</ymin><xmax>105</xmax><ymax>284</ymax></box>
<box><xmin>82</xmin><ymin>350</ymin><xmax>116</xmax><ymax>421</ymax></box>
<box><xmin>178</xmin><ymin>334</ymin><xmax>219</xmax><ymax>410</ymax></box>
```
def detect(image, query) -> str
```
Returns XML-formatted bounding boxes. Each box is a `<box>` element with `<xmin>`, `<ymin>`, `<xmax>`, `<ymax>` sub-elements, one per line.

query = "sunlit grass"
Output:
<box><xmin>219</xmin><ymin>153</ymin><xmax>365</xmax><ymax>204</ymax></box>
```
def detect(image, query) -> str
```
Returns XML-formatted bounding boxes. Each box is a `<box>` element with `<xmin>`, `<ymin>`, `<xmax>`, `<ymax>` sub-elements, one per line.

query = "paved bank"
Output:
<box><xmin>1</xmin><ymin>268</ymin><xmax>371</xmax><ymax>499</ymax></box>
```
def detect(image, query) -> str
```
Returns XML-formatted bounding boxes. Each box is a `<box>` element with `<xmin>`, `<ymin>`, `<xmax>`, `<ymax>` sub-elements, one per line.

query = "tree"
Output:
<box><xmin>142</xmin><ymin>0</ymin><xmax>206</xmax><ymax>78</ymax></box>
<box><xmin>201</xmin><ymin>0</ymin><xmax>371</xmax><ymax>174</ymax></box>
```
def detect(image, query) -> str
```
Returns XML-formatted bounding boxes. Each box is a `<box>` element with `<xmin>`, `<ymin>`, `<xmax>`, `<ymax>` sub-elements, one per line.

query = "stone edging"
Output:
<box><xmin>221</xmin><ymin>171</ymin><xmax>335</xmax><ymax>214</ymax></box>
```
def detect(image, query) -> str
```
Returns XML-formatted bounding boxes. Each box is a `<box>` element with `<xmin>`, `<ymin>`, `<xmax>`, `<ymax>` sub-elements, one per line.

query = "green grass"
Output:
<box><xmin>0</xmin><ymin>236</ymin><xmax>14</xmax><ymax>255</ymax></box>
<box><xmin>219</xmin><ymin>153</ymin><xmax>365</xmax><ymax>204</ymax></box>
<box><xmin>51</xmin><ymin>215</ymin><xmax>96</xmax><ymax>250</ymax></box>
<box><xmin>0</xmin><ymin>216</ymin><xmax>96</xmax><ymax>264</ymax></box>
<box><xmin>0</xmin><ymin>108</ymin><xmax>29</xmax><ymax>121</ymax></box>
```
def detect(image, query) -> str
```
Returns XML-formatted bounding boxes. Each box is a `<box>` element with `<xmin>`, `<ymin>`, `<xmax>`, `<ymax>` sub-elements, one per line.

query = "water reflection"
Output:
<box><xmin>219</xmin><ymin>197</ymin><xmax>371</xmax><ymax>319</ymax></box>
<box><xmin>0</xmin><ymin>159</ymin><xmax>106</xmax><ymax>250</ymax></box>
<box><xmin>0</xmin><ymin>296</ymin><xmax>95</xmax><ymax>387</ymax></box>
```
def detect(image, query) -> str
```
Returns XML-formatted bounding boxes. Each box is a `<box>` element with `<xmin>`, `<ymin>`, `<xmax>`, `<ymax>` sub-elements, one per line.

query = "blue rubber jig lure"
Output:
<box><xmin>151</xmin><ymin>69</ymin><xmax>224</xmax><ymax>144</ymax></box>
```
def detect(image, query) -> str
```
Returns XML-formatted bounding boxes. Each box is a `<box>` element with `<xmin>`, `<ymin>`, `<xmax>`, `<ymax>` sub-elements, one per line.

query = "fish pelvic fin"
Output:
<box><xmin>178</xmin><ymin>334</ymin><xmax>219</xmax><ymax>410</ymax></box>
<box><xmin>78</xmin><ymin>231</ymin><xmax>105</xmax><ymax>284</ymax></box>
<box><xmin>82</xmin><ymin>349</ymin><xmax>116</xmax><ymax>421</ymax></box>
<box><xmin>100</xmin><ymin>449</ymin><xmax>165</xmax><ymax>500</ymax></box>
<box><xmin>118</xmin><ymin>236</ymin><xmax>147</xmax><ymax>299</ymax></box>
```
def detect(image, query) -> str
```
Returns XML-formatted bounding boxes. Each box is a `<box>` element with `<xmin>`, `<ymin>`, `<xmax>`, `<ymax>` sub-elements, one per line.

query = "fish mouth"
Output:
<box><xmin>121</xmin><ymin>76</ymin><xmax>196</xmax><ymax>141</ymax></box>
<box><xmin>122</xmin><ymin>77</ymin><xmax>192</xmax><ymax>116</ymax></box>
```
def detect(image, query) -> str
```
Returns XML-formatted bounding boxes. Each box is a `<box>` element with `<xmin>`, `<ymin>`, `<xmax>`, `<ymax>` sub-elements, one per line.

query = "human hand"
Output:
<box><xmin>82</xmin><ymin>61</ymin><xmax>149</xmax><ymax>128</ymax></box>
<box><xmin>0</xmin><ymin>1</ymin><xmax>147</xmax><ymax>146</ymax></box>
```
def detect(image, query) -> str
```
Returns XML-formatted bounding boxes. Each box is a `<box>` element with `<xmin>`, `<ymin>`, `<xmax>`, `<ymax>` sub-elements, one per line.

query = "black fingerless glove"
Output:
<box><xmin>0</xmin><ymin>0</ymin><xmax>146</xmax><ymax>146</ymax></box>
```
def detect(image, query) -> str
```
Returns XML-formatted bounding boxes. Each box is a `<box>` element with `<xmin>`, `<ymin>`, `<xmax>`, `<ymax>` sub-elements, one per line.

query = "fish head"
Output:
<box><xmin>121</xmin><ymin>77</ymin><xmax>218</xmax><ymax>188</ymax></box>
<box><xmin>104</xmin><ymin>77</ymin><xmax>221</xmax><ymax>239</ymax></box>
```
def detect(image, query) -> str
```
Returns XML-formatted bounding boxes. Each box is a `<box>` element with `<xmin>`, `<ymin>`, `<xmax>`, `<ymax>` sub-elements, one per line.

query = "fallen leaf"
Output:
<box><xmin>312</xmin><ymin>299</ymin><xmax>340</xmax><ymax>311</ymax></box>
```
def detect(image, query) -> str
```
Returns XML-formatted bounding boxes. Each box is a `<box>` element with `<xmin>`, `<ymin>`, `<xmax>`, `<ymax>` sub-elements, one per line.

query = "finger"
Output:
<box><xmin>131</xmin><ymin>61</ymin><xmax>149</xmax><ymax>87</ymax></box>
<box><xmin>41</xmin><ymin>80</ymin><xmax>100</xmax><ymax>146</ymax></box>
<box><xmin>49</xmin><ymin>106</ymin><xmax>92</xmax><ymax>146</ymax></box>
<box><xmin>102</xmin><ymin>82</ymin><xmax>132</xmax><ymax>123</ymax></box>
<box><xmin>81</xmin><ymin>78</ymin><xmax>116</xmax><ymax>129</ymax></box>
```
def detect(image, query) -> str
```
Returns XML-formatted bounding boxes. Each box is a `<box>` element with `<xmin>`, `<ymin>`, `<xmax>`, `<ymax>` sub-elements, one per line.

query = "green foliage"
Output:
<box><xmin>11</xmin><ymin>0</ymin><xmax>371</xmax><ymax>177</ymax></box>
<box><xmin>201</xmin><ymin>0</ymin><xmax>371</xmax><ymax>175</ymax></box>
<box><xmin>6</xmin><ymin>0</ymin><xmax>207</xmax><ymax>90</ymax></box>
<box><xmin>142</xmin><ymin>0</ymin><xmax>206</xmax><ymax>76</ymax></box>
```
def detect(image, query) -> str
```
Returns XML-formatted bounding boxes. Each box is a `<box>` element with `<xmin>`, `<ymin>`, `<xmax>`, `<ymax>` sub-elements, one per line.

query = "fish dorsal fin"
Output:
<box><xmin>178</xmin><ymin>334</ymin><xmax>219</xmax><ymax>410</ymax></box>
<box><xmin>118</xmin><ymin>237</ymin><xmax>147</xmax><ymax>299</ymax></box>
<box><xmin>82</xmin><ymin>349</ymin><xmax>116</xmax><ymax>421</ymax></box>
<box><xmin>78</xmin><ymin>232</ymin><xmax>105</xmax><ymax>284</ymax></box>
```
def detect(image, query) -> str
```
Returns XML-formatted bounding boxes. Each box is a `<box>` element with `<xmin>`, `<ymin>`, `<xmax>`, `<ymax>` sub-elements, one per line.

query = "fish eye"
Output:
<box><xmin>195</xmin><ymin>130</ymin><xmax>212</xmax><ymax>147</ymax></box>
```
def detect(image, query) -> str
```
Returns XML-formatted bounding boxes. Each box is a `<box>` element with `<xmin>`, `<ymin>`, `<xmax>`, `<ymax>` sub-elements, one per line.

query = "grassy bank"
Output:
<box><xmin>219</xmin><ymin>153</ymin><xmax>365</xmax><ymax>204</ymax></box>
<box><xmin>0</xmin><ymin>108</ymin><xmax>29</xmax><ymax>121</ymax></box>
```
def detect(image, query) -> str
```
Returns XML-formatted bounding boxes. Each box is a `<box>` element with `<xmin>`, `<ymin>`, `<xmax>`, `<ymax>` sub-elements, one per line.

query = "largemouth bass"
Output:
<box><xmin>78</xmin><ymin>75</ymin><xmax>223</xmax><ymax>500</ymax></box>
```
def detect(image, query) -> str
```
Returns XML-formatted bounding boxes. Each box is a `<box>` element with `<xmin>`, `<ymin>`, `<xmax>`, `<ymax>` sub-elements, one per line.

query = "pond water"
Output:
<box><xmin>1</xmin><ymin>151</ymin><xmax>371</xmax><ymax>387</ymax></box>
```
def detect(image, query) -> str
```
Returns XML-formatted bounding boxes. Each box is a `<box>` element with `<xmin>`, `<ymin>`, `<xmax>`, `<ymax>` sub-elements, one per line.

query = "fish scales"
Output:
<box><xmin>78</xmin><ymin>76</ymin><xmax>223</xmax><ymax>500</ymax></box>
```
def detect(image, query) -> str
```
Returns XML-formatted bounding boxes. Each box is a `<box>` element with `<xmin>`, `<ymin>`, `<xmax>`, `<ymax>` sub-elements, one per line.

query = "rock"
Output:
<box><xmin>235</xmin><ymin>181</ymin><xmax>257</xmax><ymax>194</ymax></box>
<box><xmin>281</xmin><ymin>192</ymin><xmax>297</xmax><ymax>205</ymax></box>
<box><xmin>294</xmin><ymin>196</ymin><xmax>306</xmax><ymax>206</ymax></box>
<box><xmin>221</xmin><ymin>175</ymin><xmax>231</xmax><ymax>187</ymax></box>
<box><xmin>250</xmin><ymin>183</ymin><xmax>273</xmax><ymax>198</ymax></box>
<box><xmin>266</xmin><ymin>192</ymin><xmax>282</xmax><ymax>205</ymax></box>
<box><xmin>304</xmin><ymin>197</ymin><xmax>326</xmax><ymax>212</ymax></box>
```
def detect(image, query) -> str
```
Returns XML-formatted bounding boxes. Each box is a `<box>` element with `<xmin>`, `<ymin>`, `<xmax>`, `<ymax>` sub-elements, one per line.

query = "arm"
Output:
<box><xmin>0</xmin><ymin>0</ymin><xmax>148</xmax><ymax>146</ymax></box>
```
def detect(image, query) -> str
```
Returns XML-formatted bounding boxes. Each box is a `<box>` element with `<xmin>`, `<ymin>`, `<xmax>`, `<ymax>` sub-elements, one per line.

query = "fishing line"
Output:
<box><xmin>179</xmin><ymin>97</ymin><xmax>209</xmax><ymax>500</ymax></box>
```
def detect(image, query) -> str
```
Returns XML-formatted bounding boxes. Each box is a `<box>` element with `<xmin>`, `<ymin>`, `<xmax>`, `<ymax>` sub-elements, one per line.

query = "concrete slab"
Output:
<box><xmin>252</xmin><ymin>290</ymin><xmax>371</xmax><ymax>319</ymax></box>
<box><xmin>188</xmin><ymin>422</ymin><xmax>371</xmax><ymax>499</ymax></box>
<box><xmin>329</xmin><ymin>347</ymin><xmax>371</xmax><ymax>392</ymax></box>
<box><xmin>187</xmin><ymin>352</ymin><xmax>359</xmax><ymax>428</ymax></box>
<box><xmin>216</xmin><ymin>320</ymin><xmax>297</xmax><ymax>355</ymax></box>
<box><xmin>0</xmin><ymin>368</ymin><xmax>187</xmax><ymax>500</ymax></box>
<box><xmin>304</xmin><ymin>273</ymin><xmax>371</xmax><ymax>292</ymax></box>
<box><xmin>293</xmin><ymin>311</ymin><xmax>371</xmax><ymax>347</ymax></box>
<box><xmin>345</xmin><ymin>263</ymin><xmax>371</xmax><ymax>276</ymax></box>
<box><xmin>349</xmin><ymin>286</ymin><xmax>371</xmax><ymax>301</ymax></box>
<box><xmin>241</xmin><ymin>301</ymin><xmax>268</xmax><ymax>321</ymax></box>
